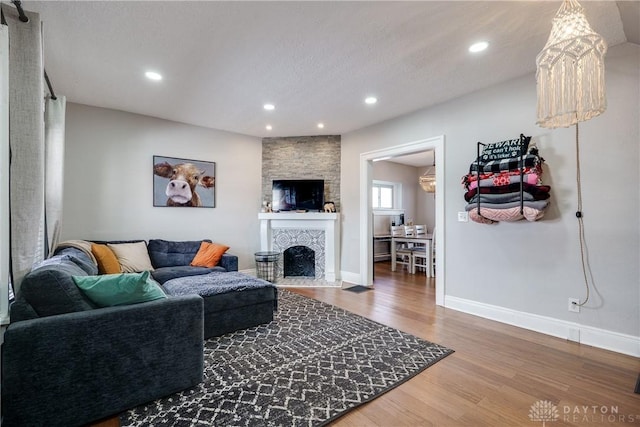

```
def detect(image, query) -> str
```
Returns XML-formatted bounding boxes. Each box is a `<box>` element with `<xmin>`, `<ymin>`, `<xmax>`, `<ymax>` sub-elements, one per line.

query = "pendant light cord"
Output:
<box><xmin>575</xmin><ymin>122</ymin><xmax>590</xmax><ymax>306</ymax></box>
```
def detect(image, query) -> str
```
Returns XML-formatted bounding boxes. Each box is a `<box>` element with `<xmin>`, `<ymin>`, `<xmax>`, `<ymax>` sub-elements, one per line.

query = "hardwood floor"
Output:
<box><xmin>291</xmin><ymin>262</ymin><xmax>640</xmax><ymax>426</ymax></box>
<box><xmin>94</xmin><ymin>263</ymin><xmax>639</xmax><ymax>426</ymax></box>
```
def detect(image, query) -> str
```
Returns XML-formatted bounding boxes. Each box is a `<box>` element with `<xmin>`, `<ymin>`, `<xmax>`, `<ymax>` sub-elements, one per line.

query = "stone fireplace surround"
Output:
<box><xmin>258</xmin><ymin>212</ymin><xmax>340</xmax><ymax>282</ymax></box>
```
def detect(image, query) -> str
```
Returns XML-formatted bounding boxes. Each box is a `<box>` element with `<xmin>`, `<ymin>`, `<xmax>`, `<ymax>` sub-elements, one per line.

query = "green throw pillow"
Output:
<box><xmin>73</xmin><ymin>271</ymin><xmax>167</xmax><ymax>307</ymax></box>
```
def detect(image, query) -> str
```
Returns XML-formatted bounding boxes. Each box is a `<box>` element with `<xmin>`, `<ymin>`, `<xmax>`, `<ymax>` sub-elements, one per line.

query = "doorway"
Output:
<box><xmin>359</xmin><ymin>135</ymin><xmax>445</xmax><ymax>306</ymax></box>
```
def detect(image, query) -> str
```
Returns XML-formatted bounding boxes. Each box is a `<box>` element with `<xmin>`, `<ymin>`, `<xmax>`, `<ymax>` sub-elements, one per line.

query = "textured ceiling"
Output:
<box><xmin>23</xmin><ymin>1</ymin><xmax>631</xmax><ymax>138</ymax></box>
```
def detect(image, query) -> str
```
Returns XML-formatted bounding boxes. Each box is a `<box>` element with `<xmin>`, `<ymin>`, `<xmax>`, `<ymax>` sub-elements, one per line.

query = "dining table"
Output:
<box><xmin>391</xmin><ymin>234</ymin><xmax>433</xmax><ymax>277</ymax></box>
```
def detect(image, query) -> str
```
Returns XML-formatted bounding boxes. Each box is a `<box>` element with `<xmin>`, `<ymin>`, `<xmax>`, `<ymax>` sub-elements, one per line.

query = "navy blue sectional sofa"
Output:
<box><xmin>2</xmin><ymin>239</ymin><xmax>277</xmax><ymax>427</ymax></box>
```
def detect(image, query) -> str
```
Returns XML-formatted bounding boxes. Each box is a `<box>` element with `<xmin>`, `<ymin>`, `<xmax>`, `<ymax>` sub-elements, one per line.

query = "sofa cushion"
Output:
<box><xmin>8</xmin><ymin>296</ymin><xmax>39</xmax><ymax>321</ymax></box>
<box><xmin>32</xmin><ymin>253</ymin><xmax>96</xmax><ymax>276</ymax></box>
<box><xmin>73</xmin><ymin>271</ymin><xmax>167</xmax><ymax>307</ymax></box>
<box><xmin>19</xmin><ymin>256</ymin><xmax>96</xmax><ymax>317</ymax></box>
<box><xmin>107</xmin><ymin>241</ymin><xmax>154</xmax><ymax>273</ymax></box>
<box><xmin>91</xmin><ymin>244</ymin><xmax>122</xmax><ymax>274</ymax></box>
<box><xmin>163</xmin><ymin>272</ymin><xmax>278</xmax><ymax>339</ymax></box>
<box><xmin>162</xmin><ymin>272</ymin><xmax>275</xmax><ymax>298</ymax></box>
<box><xmin>162</xmin><ymin>271</ymin><xmax>278</xmax><ymax>337</ymax></box>
<box><xmin>147</xmin><ymin>239</ymin><xmax>210</xmax><ymax>268</ymax></box>
<box><xmin>54</xmin><ymin>247</ymin><xmax>99</xmax><ymax>275</ymax></box>
<box><xmin>190</xmin><ymin>242</ymin><xmax>230</xmax><ymax>268</ymax></box>
<box><xmin>218</xmin><ymin>253</ymin><xmax>238</xmax><ymax>272</ymax></box>
<box><xmin>151</xmin><ymin>265</ymin><xmax>223</xmax><ymax>285</ymax></box>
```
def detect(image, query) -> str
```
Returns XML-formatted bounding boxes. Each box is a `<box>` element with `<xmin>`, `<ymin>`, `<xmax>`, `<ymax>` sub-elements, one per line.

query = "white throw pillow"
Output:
<box><xmin>107</xmin><ymin>241</ymin><xmax>154</xmax><ymax>273</ymax></box>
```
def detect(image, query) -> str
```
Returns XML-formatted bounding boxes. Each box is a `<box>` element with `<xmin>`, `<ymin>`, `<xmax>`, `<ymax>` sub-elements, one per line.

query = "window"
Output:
<box><xmin>372</xmin><ymin>183</ymin><xmax>393</xmax><ymax>209</ymax></box>
<box><xmin>372</xmin><ymin>181</ymin><xmax>400</xmax><ymax>209</ymax></box>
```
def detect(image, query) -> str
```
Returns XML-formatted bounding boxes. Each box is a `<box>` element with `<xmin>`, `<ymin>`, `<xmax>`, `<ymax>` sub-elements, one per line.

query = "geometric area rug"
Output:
<box><xmin>120</xmin><ymin>290</ymin><xmax>453</xmax><ymax>426</ymax></box>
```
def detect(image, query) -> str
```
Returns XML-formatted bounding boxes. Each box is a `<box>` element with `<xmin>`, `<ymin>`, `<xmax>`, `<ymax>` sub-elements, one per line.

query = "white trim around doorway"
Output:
<box><xmin>359</xmin><ymin>135</ymin><xmax>445</xmax><ymax>306</ymax></box>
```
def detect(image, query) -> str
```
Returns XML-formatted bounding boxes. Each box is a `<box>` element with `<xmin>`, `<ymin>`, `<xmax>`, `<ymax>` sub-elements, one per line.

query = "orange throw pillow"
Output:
<box><xmin>190</xmin><ymin>242</ymin><xmax>230</xmax><ymax>268</ymax></box>
<box><xmin>91</xmin><ymin>244</ymin><xmax>122</xmax><ymax>274</ymax></box>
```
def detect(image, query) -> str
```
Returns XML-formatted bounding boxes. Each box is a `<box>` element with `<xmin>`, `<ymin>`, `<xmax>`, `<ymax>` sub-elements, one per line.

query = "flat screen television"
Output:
<box><xmin>272</xmin><ymin>179</ymin><xmax>325</xmax><ymax>212</ymax></box>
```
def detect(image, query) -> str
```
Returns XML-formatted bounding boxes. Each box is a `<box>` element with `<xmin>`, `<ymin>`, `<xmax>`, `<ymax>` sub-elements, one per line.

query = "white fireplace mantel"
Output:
<box><xmin>258</xmin><ymin>212</ymin><xmax>340</xmax><ymax>282</ymax></box>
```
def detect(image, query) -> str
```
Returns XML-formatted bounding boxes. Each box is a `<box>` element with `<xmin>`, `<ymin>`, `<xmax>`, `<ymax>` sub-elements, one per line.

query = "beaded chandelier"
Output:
<box><xmin>419</xmin><ymin>167</ymin><xmax>436</xmax><ymax>193</ymax></box>
<box><xmin>536</xmin><ymin>0</ymin><xmax>607</xmax><ymax>129</ymax></box>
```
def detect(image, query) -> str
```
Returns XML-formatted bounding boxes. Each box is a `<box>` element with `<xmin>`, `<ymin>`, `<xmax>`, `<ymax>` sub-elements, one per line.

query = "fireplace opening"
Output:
<box><xmin>283</xmin><ymin>245</ymin><xmax>315</xmax><ymax>277</ymax></box>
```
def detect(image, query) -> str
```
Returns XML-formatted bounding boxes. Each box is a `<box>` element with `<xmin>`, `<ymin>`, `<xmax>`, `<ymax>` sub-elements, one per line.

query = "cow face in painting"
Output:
<box><xmin>153</xmin><ymin>161</ymin><xmax>215</xmax><ymax>207</ymax></box>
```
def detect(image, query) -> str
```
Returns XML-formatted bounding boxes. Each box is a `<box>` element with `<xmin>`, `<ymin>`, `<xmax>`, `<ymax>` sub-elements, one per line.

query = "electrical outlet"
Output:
<box><xmin>458</xmin><ymin>211</ymin><xmax>469</xmax><ymax>222</ymax></box>
<box><xmin>568</xmin><ymin>298</ymin><xmax>580</xmax><ymax>313</ymax></box>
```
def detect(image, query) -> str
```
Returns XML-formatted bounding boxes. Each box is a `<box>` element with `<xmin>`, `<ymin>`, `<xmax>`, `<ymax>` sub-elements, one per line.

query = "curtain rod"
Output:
<box><xmin>10</xmin><ymin>0</ymin><xmax>57</xmax><ymax>100</ymax></box>
<box><xmin>44</xmin><ymin>70</ymin><xmax>56</xmax><ymax>100</ymax></box>
<box><xmin>11</xmin><ymin>0</ymin><xmax>28</xmax><ymax>22</ymax></box>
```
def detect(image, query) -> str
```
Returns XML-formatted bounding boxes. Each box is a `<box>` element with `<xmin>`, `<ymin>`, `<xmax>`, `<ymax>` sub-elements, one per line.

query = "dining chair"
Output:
<box><xmin>410</xmin><ymin>225</ymin><xmax>432</xmax><ymax>275</ymax></box>
<box><xmin>403</xmin><ymin>225</ymin><xmax>416</xmax><ymax>237</ymax></box>
<box><xmin>391</xmin><ymin>225</ymin><xmax>413</xmax><ymax>271</ymax></box>
<box><xmin>414</xmin><ymin>225</ymin><xmax>427</xmax><ymax>247</ymax></box>
<box><xmin>430</xmin><ymin>226</ymin><xmax>436</xmax><ymax>277</ymax></box>
<box><xmin>403</xmin><ymin>225</ymin><xmax>418</xmax><ymax>252</ymax></box>
<box><xmin>412</xmin><ymin>251</ymin><xmax>428</xmax><ymax>274</ymax></box>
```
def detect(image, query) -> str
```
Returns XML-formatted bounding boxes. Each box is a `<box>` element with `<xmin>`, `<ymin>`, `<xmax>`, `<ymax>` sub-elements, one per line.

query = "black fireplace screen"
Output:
<box><xmin>283</xmin><ymin>245</ymin><xmax>315</xmax><ymax>277</ymax></box>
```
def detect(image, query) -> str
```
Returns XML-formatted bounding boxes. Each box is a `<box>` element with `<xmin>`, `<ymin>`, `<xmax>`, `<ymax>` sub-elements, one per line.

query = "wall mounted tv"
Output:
<box><xmin>272</xmin><ymin>179</ymin><xmax>325</xmax><ymax>212</ymax></box>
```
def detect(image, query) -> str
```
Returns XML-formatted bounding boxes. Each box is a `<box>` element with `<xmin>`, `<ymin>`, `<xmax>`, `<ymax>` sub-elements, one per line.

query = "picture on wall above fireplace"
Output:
<box><xmin>153</xmin><ymin>155</ymin><xmax>215</xmax><ymax>208</ymax></box>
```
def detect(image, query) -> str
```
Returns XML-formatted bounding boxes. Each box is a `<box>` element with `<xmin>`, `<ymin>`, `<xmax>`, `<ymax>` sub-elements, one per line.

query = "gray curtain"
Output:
<box><xmin>2</xmin><ymin>5</ymin><xmax>45</xmax><ymax>294</ymax></box>
<box><xmin>45</xmin><ymin>96</ymin><xmax>66</xmax><ymax>256</ymax></box>
<box><xmin>1</xmin><ymin>17</ymin><xmax>10</xmax><ymax>318</ymax></box>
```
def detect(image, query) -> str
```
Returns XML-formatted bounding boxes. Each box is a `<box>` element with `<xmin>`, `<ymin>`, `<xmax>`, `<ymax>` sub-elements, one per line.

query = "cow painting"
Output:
<box><xmin>153</xmin><ymin>156</ymin><xmax>216</xmax><ymax>207</ymax></box>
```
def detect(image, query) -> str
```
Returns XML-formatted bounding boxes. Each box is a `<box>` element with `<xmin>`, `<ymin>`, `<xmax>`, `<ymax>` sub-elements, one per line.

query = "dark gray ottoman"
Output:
<box><xmin>162</xmin><ymin>272</ymin><xmax>278</xmax><ymax>339</ymax></box>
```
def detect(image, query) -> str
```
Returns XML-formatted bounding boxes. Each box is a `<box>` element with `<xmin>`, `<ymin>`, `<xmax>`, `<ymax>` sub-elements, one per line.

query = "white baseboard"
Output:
<box><xmin>445</xmin><ymin>296</ymin><xmax>640</xmax><ymax>357</ymax></box>
<box><xmin>239</xmin><ymin>268</ymin><xmax>256</xmax><ymax>276</ymax></box>
<box><xmin>268</xmin><ymin>268</ymin><xmax>638</xmax><ymax>356</ymax></box>
<box><xmin>340</xmin><ymin>271</ymin><xmax>361</xmax><ymax>285</ymax></box>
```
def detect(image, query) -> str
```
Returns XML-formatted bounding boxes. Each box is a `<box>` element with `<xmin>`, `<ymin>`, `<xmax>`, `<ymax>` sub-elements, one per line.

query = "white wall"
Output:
<box><xmin>62</xmin><ymin>103</ymin><xmax>263</xmax><ymax>269</ymax></box>
<box><xmin>372</xmin><ymin>160</ymin><xmax>418</xmax><ymax>221</ymax></box>
<box><xmin>341</xmin><ymin>43</ymin><xmax>640</xmax><ymax>343</ymax></box>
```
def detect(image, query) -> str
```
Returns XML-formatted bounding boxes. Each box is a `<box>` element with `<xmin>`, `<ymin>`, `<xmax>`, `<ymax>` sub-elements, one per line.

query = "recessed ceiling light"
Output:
<box><xmin>145</xmin><ymin>71</ymin><xmax>162</xmax><ymax>81</ymax></box>
<box><xmin>317</xmin><ymin>123</ymin><xmax>325</xmax><ymax>129</ymax></box>
<box><xmin>263</xmin><ymin>103</ymin><xmax>275</xmax><ymax>111</ymax></box>
<box><xmin>365</xmin><ymin>96</ymin><xmax>378</xmax><ymax>105</ymax></box>
<box><xmin>469</xmin><ymin>41</ymin><xmax>489</xmax><ymax>53</ymax></box>
<box><xmin>266</xmin><ymin>125</ymin><xmax>272</xmax><ymax>131</ymax></box>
